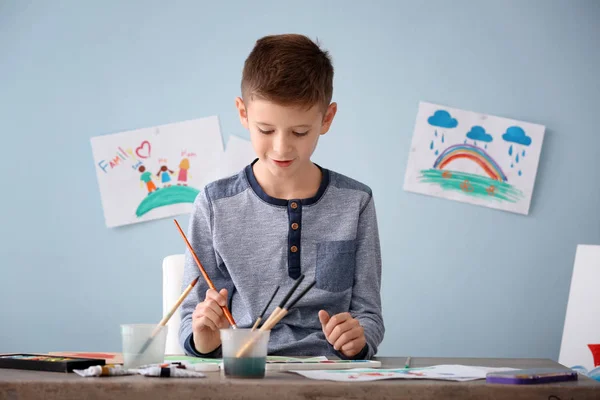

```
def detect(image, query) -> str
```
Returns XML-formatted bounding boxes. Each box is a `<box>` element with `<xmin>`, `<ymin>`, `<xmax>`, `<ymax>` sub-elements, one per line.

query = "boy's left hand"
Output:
<box><xmin>318</xmin><ymin>310</ymin><xmax>366</xmax><ymax>358</ymax></box>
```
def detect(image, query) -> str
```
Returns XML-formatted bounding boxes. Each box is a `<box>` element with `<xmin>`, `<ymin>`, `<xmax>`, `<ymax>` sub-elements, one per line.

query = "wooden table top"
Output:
<box><xmin>1</xmin><ymin>356</ymin><xmax>599</xmax><ymax>400</ymax></box>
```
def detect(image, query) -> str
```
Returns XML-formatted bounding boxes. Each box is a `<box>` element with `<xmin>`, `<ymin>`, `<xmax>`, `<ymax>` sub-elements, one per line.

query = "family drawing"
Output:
<box><xmin>138</xmin><ymin>158</ymin><xmax>191</xmax><ymax>195</ymax></box>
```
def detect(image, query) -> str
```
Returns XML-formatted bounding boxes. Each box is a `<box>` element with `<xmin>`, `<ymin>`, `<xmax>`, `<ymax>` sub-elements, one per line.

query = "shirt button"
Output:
<box><xmin>290</xmin><ymin>202</ymin><xmax>298</xmax><ymax>209</ymax></box>
<box><xmin>290</xmin><ymin>245</ymin><xmax>298</xmax><ymax>253</ymax></box>
<box><xmin>291</xmin><ymin>222</ymin><xmax>299</xmax><ymax>230</ymax></box>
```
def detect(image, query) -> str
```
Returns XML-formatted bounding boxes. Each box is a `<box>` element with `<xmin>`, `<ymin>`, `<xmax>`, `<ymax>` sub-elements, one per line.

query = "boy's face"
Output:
<box><xmin>235</xmin><ymin>97</ymin><xmax>337</xmax><ymax>179</ymax></box>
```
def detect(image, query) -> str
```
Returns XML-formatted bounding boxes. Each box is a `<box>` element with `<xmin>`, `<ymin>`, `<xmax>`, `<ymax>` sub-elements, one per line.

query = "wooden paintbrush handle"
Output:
<box><xmin>259</xmin><ymin>307</ymin><xmax>281</xmax><ymax>330</ymax></box>
<box><xmin>156</xmin><ymin>277</ymin><xmax>199</xmax><ymax>330</ymax></box>
<box><xmin>261</xmin><ymin>309</ymin><xmax>288</xmax><ymax>331</ymax></box>
<box><xmin>235</xmin><ymin>310</ymin><xmax>288</xmax><ymax>358</ymax></box>
<box><xmin>174</xmin><ymin>219</ymin><xmax>238</xmax><ymax>329</ymax></box>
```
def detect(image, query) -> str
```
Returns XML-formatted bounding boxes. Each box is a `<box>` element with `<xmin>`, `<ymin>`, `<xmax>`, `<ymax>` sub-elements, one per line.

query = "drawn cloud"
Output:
<box><xmin>502</xmin><ymin>126</ymin><xmax>532</xmax><ymax>146</ymax></box>
<box><xmin>427</xmin><ymin>110</ymin><xmax>458</xmax><ymax>128</ymax></box>
<box><xmin>466</xmin><ymin>126</ymin><xmax>493</xmax><ymax>143</ymax></box>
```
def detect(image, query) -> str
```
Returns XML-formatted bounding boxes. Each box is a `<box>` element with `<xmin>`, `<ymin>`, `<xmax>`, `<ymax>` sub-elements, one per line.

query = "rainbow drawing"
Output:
<box><xmin>432</xmin><ymin>144</ymin><xmax>507</xmax><ymax>182</ymax></box>
<box><xmin>404</xmin><ymin>102</ymin><xmax>545</xmax><ymax>215</ymax></box>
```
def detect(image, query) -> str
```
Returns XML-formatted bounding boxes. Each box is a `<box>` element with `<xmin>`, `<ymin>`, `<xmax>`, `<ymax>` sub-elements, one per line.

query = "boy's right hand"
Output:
<box><xmin>192</xmin><ymin>288</ymin><xmax>230</xmax><ymax>353</ymax></box>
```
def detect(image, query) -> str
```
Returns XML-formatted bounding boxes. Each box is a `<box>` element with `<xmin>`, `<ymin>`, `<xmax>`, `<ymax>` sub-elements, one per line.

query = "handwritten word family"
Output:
<box><xmin>97</xmin><ymin>140</ymin><xmax>151</xmax><ymax>174</ymax></box>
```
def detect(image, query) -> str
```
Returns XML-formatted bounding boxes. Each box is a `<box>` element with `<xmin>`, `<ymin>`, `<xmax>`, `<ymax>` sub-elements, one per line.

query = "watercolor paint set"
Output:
<box><xmin>0</xmin><ymin>354</ymin><xmax>105</xmax><ymax>373</ymax></box>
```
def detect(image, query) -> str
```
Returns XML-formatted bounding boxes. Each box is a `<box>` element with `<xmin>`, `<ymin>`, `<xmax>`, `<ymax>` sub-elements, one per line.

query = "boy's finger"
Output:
<box><xmin>195</xmin><ymin>299</ymin><xmax>209</xmax><ymax>311</ymax></box>
<box><xmin>202</xmin><ymin>305</ymin><xmax>223</xmax><ymax>325</ymax></box>
<box><xmin>318</xmin><ymin>310</ymin><xmax>330</xmax><ymax>328</ymax></box>
<box><xmin>324</xmin><ymin>312</ymin><xmax>351</xmax><ymax>337</ymax></box>
<box><xmin>219</xmin><ymin>288</ymin><xmax>228</xmax><ymax>299</ymax></box>
<box><xmin>340</xmin><ymin>338</ymin><xmax>366</xmax><ymax>356</ymax></box>
<box><xmin>206</xmin><ymin>289</ymin><xmax>227</xmax><ymax>306</ymax></box>
<box><xmin>333</xmin><ymin>326</ymin><xmax>362</xmax><ymax>351</ymax></box>
<box><xmin>197</xmin><ymin>315</ymin><xmax>218</xmax><ymax>331</ymax></box>
<box><xmin>205</xmin><ymin>288</ymin><xmax>218</xmax><ymax>301</ymax></box>
<box><xmin>193</xmin><ymin>313</ymin><xmax>218</xmax><ymax>332</ymax></box>
<box><xmin>327</xmin><ymin>318</ymin><xmax>356</xmax><ymax>344</ymax></box>
<box><xmin>206</xmin><ymin>299</ymin><xmax>224</xmax><ymax>317</ymax></box>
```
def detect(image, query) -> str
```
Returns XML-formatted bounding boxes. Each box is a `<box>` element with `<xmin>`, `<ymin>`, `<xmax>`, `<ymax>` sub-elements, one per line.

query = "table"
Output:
<box><xmin>1</xmin><ymin>357</ymin><xmax>599</xmax><ymax>399</ymax></box>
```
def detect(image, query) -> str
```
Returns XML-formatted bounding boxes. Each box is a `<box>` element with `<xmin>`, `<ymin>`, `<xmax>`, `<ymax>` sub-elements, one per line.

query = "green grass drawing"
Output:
<box><xmin>419</xmin><ymin>169</ymin><xmax>524</xmax><ymax>203</ymax></box>
<box><xmin>136</xmin><ymin>185</ymin><xmax>199</xmax><ymax>217</ymax></box>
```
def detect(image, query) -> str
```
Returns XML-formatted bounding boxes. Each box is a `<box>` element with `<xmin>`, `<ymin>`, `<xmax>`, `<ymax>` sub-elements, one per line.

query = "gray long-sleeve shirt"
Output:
<box><xmin>179</xmin><ymin>160</ymin><xmax>384</xmax><ymax>359</ymax></box>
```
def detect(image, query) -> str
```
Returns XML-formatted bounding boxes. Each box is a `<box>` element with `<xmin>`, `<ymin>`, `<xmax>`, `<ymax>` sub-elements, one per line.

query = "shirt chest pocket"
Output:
<box><xmin>315</xmin><ymin>240</ymin><xmax>356</xmax><ymax>292</ymax></box>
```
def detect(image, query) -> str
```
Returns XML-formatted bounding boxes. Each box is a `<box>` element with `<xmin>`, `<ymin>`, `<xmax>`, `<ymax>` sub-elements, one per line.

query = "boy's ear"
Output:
<box><xmin>235</xmin><ymin>97</ymin><xmax>249</xmax><ymax>129</ymax></box>
<box><xmin>320</xmin><ymin>102</ymin><xmax>338</xmax><ymax>135</ymax></box>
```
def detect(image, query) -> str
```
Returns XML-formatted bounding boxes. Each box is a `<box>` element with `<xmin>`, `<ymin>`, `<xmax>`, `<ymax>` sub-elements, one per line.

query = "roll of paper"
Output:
<box><xmin>162</xmin><ymin>254</ymin><xmax>186</xmax><ymax>355</ymax></box>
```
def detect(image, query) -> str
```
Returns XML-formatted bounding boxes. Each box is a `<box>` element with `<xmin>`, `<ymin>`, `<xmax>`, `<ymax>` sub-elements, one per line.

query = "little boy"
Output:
<box><xmin>179</xmin><ymin>34</ymin><xmax>384</xmax><ymax>359</ymax></box>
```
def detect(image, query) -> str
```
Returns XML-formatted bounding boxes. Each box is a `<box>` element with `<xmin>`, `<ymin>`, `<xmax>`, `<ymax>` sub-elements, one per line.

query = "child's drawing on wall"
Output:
<box><xmin>403</xmin><ymin>101</ymin><xmax>545</xmax><ymax>215</ymax></box>
<box><xmin>138</xmin><ymin>165</ymin><xmax>158</xmax><ymax>195</ymax></box>
<box><xmin>157</xmin><ymin>165</ymin><xmax>174</xmax><ymax>187</ymax></box>
<box><xmin>91</xmin><ymin>115</ymin><xmax>253</xmax><ymax>227</ymax></box>
<box><xmin>177</xmin><ymin>158</ymin><xmax>191</xmax><ymax>186</ymax></box>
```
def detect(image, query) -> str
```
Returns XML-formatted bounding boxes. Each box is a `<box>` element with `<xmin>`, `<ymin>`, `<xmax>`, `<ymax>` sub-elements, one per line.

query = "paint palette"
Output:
<box><xmin>265</xmin><ymin>359</ymin><xmax>382</xmax><ymax>371</ymax></box>
<box><xmin>0</xmin><ymin>353</ymin><xmax>105</xmax><ymax>373</ymax></box>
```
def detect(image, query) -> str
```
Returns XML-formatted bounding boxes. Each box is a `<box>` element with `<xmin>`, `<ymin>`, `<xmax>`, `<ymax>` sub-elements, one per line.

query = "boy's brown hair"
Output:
<box><xmin>241</xmin><ymin>34</ymin><xmax>334</xmax><ymax>111</ymax></box>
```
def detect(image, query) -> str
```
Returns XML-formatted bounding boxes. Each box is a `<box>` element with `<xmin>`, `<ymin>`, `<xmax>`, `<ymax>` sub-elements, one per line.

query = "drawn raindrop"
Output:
<box><xmin>511</xmin><ymin>163</ymin><xmax>514</xmax><ymax>168</ymax></box>
<box><xmin>441</xmin><ymin>134</ymin><xmax>445</xmax><ymax>143</ymax></box>
<box><xmin>509</xmin><ymin>145</ymin><xmax>513</xmax><ymax>156</ymax></box>
<box><xmin>485</xmin><ymin>144</ymin><xmax>488</xmax><ymax>149</ymax></box>
<box><xmin>474</xmin><ymin>141</ymin><xmax>477</xmax><ymax>146</ymax></box>
<box><xmin>435</xmin><ymin>130</ymin><xmax>438</xmax><ymax>137</ymax></box>
<box><xmin>430</xmin><ymin>140</ymin><xmax>434</xmax><ymax>150</ymax></box>
<box><xmin>516</xmin><ymin>154</ymin><xmax>520</xmax><ymax>163</ymax></box>
<box><xmin>518</xmin><ymin>170</ymin><xmax>522</xmax><ymax>176</ymax></box>
<box><xmin>435</xmin><ymin>150</ymin><xmax>439</xmax><ymax>156</ymax></box>
<box><xmin>464</xmin><ymin>139</ymin><xmax>467</xmax><ymax>144</ymax></box>
<box><xmin>522</xmin><ymin>149</ymin><xmax>526</xmax><ymax>157</ymax></box>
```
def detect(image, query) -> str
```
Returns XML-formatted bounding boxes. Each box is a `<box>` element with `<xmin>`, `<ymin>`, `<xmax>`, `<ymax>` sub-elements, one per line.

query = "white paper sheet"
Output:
<box><xmin>90</xmin><ymin>116</ymin><xmax>224</xmax><ymax>227</ymax></box>
<box><xmin>219</xmin><ymin>135</ymin><xmax>256</xmax><ymax>178</ymax></box>
<box><xmin>291</xmin><ymin>365</ymin><xmax>515</xmax><ymax>382</ymax></box>
<box><xmin>403</xmin><ymin>102</ymin><xmax>545</xmax><ymax>215</ymax></box>
<box><xmin>558</xmin><ymin>244</ymin><xmax>600</xmax><ymax>380</ymax></box>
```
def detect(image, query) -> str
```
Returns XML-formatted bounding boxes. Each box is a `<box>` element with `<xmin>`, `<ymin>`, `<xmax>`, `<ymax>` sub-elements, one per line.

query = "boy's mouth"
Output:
<box><xmin>272</xmin><ymin>159</ymin><xmax>294</xmax><ymax>168</ymax></box>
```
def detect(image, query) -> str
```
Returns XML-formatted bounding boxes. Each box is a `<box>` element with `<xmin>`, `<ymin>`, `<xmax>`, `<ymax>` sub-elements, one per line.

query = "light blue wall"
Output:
<box><xmin>1</xmin><ymin>0</ymin><xmax>599</xmax><ymax>359</ymax></box>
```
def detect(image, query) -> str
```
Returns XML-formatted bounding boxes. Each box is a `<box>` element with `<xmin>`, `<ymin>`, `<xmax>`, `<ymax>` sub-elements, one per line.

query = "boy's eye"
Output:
<box><xmin>293</xmin><ymin>131</ymin><xmax>309</xmax><ymax>137</ymax></box>
<box><xmin>258</xmin><ymin>128</ymin><xmax>274</xmax><ymax>134</ymax></box>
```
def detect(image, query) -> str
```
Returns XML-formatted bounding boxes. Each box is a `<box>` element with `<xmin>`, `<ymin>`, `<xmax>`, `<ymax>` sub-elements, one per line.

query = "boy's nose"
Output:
<box><xmin>272</xmin><ymin>132</ymin><xmax>292</xmax><ymax>154</ymax></box>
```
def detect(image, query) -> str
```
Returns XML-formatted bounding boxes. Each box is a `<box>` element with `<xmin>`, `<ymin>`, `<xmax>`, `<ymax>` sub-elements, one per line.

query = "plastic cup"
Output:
<box><xmin>220</xmin><ymin>329</ymin><xmax>270</xmax><ymax>378</ymax></box>
<box><xmin>121</xmin><ymin>324</ymin><xmax>168</xmax><ymax>369</ymax></box>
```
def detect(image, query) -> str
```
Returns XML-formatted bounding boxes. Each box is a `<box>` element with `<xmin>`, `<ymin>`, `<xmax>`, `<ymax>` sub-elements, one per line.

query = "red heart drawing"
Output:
<box><xmin>135</xmin><ymin>140</ymin><xmax>151</xmax><ymax>159</ymax></box>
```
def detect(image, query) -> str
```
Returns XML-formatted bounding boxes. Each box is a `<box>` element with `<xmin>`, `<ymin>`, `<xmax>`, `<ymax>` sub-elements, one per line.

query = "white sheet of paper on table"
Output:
<box><xmin>290</xmin><ymin>365</ymin><xmax>516</xmax><ymax>382</ymax></box>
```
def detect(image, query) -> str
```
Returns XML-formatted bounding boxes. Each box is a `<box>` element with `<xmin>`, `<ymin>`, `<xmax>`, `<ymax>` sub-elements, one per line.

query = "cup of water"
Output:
<box><xmin>220</xmin><ymin>329</ymin><xmax>270</xmax><ymax>378</ymax></box>
<box><xmin>121</xmin><ymin>324</ymin><xmax>167</xmax><ymax>369</ymax></box>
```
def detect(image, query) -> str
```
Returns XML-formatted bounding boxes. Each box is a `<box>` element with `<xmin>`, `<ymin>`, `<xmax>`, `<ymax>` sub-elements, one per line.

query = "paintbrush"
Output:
<box><xmin>134</xmin><ymin>276</ymin><xmax>199</xmax><ymax>358</ymax></box>
<box><xmin>236</xmin><ymin>280</ymin><xmax>316</xmax><ymax>358</ymax></box>
<box><xmin>259</xmin><ymin>275</ymin><xmax>305</xmax><ymax>329</ymax></box>
<box><xmin>174</xmin><ymin>219</ymin><xmax>237</xmax><ymax>329</ymax></box>
<box><xmin>251</xmin><ymin>285</ymin><xmax>279</xmax><ymax>331</ymax></box>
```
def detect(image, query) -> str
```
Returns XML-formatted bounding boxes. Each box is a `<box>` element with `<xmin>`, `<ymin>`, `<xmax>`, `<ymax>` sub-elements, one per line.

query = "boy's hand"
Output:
<box><xmin>318</xmin><ymin>310</ymin><xmax>366</xmax><ymax>358</ymax></box>
<box><xmin>192</xmin><ymin>288</ymin><xmax>230</xmax><ymax>353</ymax></box>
